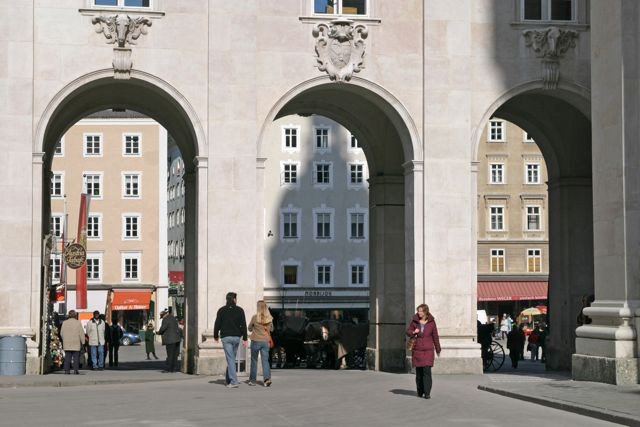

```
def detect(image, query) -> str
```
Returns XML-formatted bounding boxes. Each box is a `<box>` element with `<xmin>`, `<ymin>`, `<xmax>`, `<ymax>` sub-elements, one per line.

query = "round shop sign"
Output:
<box><xmin>64</xmin><ymin>243</ymin><xmax>87</xmax><ymax>269</ymax></box>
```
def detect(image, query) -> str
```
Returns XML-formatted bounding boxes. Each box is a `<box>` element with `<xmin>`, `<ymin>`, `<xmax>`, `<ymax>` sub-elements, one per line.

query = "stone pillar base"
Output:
<box><xmin>195</xmin><ymin>348</ymin><xmax>228</xmax><ymax>376</ymax></box>
<box><xmin>572</xmin><ymin>354</ymin><xmax>639</xmax><ymax>385</ymax></box>
<box><xmin>366</xmin><ymin>347</ymin><xmax>407</xmax><ymax>372</ymax></box>
<box><xmin>26</xmin><ymin>356</ymin><xmax>41</xmax><ymax>375</ymax></box>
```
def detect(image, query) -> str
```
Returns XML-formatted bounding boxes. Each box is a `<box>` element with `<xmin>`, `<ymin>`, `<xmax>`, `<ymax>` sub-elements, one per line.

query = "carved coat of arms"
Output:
<box><xmin>312</xmin><ymin>19</ymin><xmax>369</xmax><ymax>82</ymax></box>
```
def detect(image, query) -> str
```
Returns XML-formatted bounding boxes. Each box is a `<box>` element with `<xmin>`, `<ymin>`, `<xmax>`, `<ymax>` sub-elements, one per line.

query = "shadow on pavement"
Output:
<box><xmin>208</xmin><ymin>379</ymin><xmax>227</xmax><ymax>385</ymax></box>
<box><xmin>389</xmin><ymin>389</ymin><xmax>417</xmax><ymax>397</ymax></box>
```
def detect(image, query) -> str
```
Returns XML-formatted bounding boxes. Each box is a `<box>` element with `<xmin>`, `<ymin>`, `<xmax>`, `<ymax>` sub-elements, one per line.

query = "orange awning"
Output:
<box><xmin>478</xmin><ymin>281</ymin><xmax>548</xmax><ymax>302</ymax></box>
<box><xmin>111</xmin><ymin>291</ymin><xmax>152</xmax><ymax>311</ymax></box>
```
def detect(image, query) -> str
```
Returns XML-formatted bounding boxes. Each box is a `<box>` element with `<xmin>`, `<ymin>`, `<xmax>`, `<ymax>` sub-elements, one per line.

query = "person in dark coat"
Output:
<box><xmin>145</xmin><ymin>322</ymin><xmax>159</xmax><ymax>360</ymax></box>
<box><xmin>506</xmin><ymin>325</ymin><xmax>525</xmax><ymax>368</ymax></box>
<box><xmin>406</xmin><ymin>304</ymin><xmax>441</xmax><ymax>399</ymax></box>
<box><xmin>157</xmin><ymin>309</ymin><xmax>181</xmax><ymax>372</ymax></box>
<box><xmin>213</xmin><ymin>292</ymin><xmax>248</xmax><ymax>388</ymax></box>
<box><xmin>109</xmin><ymin>319</ymin><xmax>123</xmax><ymax>367</ymax></box>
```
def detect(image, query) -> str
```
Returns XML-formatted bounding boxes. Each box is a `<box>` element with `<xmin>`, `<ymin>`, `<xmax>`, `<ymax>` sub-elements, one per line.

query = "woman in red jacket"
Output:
<box><xmin>406</xmin><ymin>303</ymin><xmax>441</xmax><ymax>399</ymax></box>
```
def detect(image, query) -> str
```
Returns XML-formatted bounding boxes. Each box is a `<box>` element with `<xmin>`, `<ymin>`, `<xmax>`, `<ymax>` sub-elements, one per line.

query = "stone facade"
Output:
<box><xmin>0</xmin><ymin>0</ymin><xmax>637</xmax><ymax>383</ymax></box>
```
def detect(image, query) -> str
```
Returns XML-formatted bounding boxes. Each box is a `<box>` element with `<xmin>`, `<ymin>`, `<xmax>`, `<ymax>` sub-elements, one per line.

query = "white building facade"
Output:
<box><xmin>263</xmin><ymin>115</ymin><xmax>369</xmax><ymax>321</ymax></box>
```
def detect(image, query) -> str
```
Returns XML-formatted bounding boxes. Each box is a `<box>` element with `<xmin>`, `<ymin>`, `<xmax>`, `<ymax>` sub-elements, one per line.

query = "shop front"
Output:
<box><xmin>108</xmin><ymin>289</ymin><xmax>154</xmax><ymax>332</ymax></box>
<box><xmin>477</xmin><ymin>280</ymin><xmax>548</xmax><ymax>326</ymax></box>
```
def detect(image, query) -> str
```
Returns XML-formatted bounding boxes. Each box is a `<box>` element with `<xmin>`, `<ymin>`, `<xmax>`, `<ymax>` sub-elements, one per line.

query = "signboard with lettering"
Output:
<box><xmin>64</xmin><ymin>243</ymin><xmax>86</xmax><ymax>269</ymax></box>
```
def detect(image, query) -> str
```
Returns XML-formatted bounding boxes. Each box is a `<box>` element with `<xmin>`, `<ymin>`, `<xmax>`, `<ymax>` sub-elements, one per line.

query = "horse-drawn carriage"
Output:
<box><xmin>270</xmin><ymin>316</ymin><xmax>368</xmax><ymax>370</ymax></box>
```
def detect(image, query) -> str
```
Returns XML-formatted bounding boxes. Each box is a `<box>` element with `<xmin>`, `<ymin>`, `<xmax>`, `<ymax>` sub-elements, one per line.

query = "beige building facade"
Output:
<box><xmin>2</xmin><ymin>0</ymin><xmax>639</xmax><ymax>384</ymax></box>
<box><xmin>476</xmin><ymin>119</ymin><xmax>549</xmax><ymax>317</ymax></box>
<box><xmin>50</xmin><ymin>111</ymin><xmax>168</xmax><ymax>328</ymax></box>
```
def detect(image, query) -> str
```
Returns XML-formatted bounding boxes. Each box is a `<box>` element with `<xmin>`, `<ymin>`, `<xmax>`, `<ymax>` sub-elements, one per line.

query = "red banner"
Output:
<box><xmin>75</xmin><ymin>194</ymin><xmax>90</xmax><ymax>309</ymax></box>
<box><xmin>55</xmin><ymin>220</ymin><xmax>66</xmax><ymax>302</ymax></box>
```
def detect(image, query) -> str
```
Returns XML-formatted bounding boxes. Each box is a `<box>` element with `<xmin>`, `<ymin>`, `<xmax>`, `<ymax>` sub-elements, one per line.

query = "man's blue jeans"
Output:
<box><xmin>249</xmin><ymin>340</ymin><xmax>271</xmax><ymax>383</ymax></box>
<box><xmin>90</xmin><ymin>345</ymin><xmax>104</xmax><ymax>368</ymax></box>
<box><xmin>221</xmin><ymin>336</ymin><xmax>241</xmax><ymax>385</ymax></box>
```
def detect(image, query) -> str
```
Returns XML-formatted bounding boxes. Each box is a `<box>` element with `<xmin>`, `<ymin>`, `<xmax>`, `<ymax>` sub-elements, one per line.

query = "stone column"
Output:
<box><xmin>367</xmin><ymin>175</ymin><xmax>406</xmax><ymax>372</ymax></box>
<box><xmin>256</xmin><ymin>158</ymin><xmax>267</xmax><ymax>298</ymax></box>
<box><xmin>573</xmin><ymin>0</ymin><xmax>639</xmax><ymax>385</ymax></box>
<box><xmin>546</xmin><ymin>177</ymin><xmax>593</xmax><ymax>371</ymax></box>
<box><xmin>28</xmin><ymin>153</ymin><xmax>45</xmax><ymax>374</ymax></box>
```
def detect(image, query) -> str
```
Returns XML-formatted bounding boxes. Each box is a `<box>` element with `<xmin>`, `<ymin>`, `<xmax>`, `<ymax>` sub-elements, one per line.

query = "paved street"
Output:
<box><xmin>0</xmin><ymin>368</ymin><xmax>620</xmax><ymax>427</ymax></box>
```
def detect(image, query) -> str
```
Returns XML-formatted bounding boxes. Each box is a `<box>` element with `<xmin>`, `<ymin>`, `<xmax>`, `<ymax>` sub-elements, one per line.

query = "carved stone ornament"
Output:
<box><xmin>312</xmin><ymin>19</ymin><xmax>369</xmax><ymax>82</ymax></box>
<box><xmin>92</xmin><ymin>15</ymin><xmax>152</xmax><ymax>80</ymax></box>
<box><xmin>523</xmin><ymin>27</ymin><xmax>579</xmax><ymax>90</ymax></box>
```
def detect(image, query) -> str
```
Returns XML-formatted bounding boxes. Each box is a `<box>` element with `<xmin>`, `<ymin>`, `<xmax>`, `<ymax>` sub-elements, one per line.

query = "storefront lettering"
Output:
<box><xmin>304</xmin><ymin>290</ymin><xmax>332</xmax><ymax>297</ymax></box>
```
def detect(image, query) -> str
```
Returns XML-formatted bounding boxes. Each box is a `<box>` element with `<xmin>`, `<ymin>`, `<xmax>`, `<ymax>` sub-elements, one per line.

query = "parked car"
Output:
<box><xmin>120</xmin><ymin>332</ymin><xmax>141</xmax><ymax>346</ymax></box>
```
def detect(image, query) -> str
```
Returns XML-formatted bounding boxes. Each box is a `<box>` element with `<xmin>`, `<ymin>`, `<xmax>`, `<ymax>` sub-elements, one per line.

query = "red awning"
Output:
<box><xmin>477</xmin><ymin>281</ymin><xmax>548</xmax><ymax>302</ymax></box>
<box><xmin>111</xmin><ymin>291</ymin><xmax>152</xmax><ymax>311</ymax></box>
<box><xmin>169</xmin><ymin>271</ymin><xmax>184</xmax><ymax>284</ymax></box>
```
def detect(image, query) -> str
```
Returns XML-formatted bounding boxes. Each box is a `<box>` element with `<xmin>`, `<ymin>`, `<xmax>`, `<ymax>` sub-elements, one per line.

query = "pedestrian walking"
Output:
<box><xmin>500</xmin><ymin>315</ymin><xmax>509</xmax><ymax>339</ymax></box>
<box><xmin>406</xmin><ymin>304</ymin><xmax>441</xmax><ymax>399</ymax></box>
<box><xmin>157</xmin><ymin>309</ymin><xmax>181</xmax><ymax>372</ymax></box>
<box><xmin>213</xmin><ymin>292</ymin><xmax>248</xmax><ymax>388</ymax></box>
<box><xmin>528</xmin><ymin>326</ymin><xmax>540</xmax><ymax>361</ymax></box>
<box><xmin>85</xmin><ymin>310</ymin><xmax>106</xmax><ymax>370</ymax></box>
<box><xmin>145</xmin><ymin>322</ymin><xmax>159</xmax><ymax>360</ymax></box>
<box><xmin>537</xmin><ymin>323</ymin><xmax>547</xmax><ymax>362</ymax></box>
<box><xmin>60</xmin><ymin>310</ymin><xmax>85</xmax><ymax>375</ymax></box>
<box><xmin>100</xmin><ymin>314</ymin><xmax>109</xmax><ymax>367</ymax></box>
<box><xmin>247</xmin><ymin>300</ymin><xmax>273</xmax><ymax>387</ymax></box>
<box><xmin>506</xmin><ymin>325</ymin><xmax>525</xmax><ymax>368</ymax></box>
<box><xmin>109</xmin><ymin>319</ymin><xmax>123</xmax><ymax>367</ymax></box>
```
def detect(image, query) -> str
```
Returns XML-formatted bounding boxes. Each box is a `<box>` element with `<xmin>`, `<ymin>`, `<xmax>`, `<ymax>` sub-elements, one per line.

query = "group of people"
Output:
<box><xmin>59</xmin><ymin>310</ymin><xmax>123</xmax><ymax>374</ymax></box>
<box><xmin>506</xmin><ymin>321</ymin><xmax>547</xmax><ymax>368</ymax></box>
<box><xmin>212</xmin><ymin>292</ymin><xmax>273</xmax><ymax>388</ymax></box>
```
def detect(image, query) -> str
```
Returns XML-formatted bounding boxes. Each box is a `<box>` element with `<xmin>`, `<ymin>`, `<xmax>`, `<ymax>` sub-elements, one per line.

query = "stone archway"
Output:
<box><xmin>256</xmin><ymin>76</ymin><xmax>427</xmax><ymax>372</ymax></box>
<box><xmin>32</xmin><ymin>70</ymin><xmax>208</xmax><ymax>373</ymax></box>
<box><xmin>473</xmin><ymin>82</ymin><xmax>593</xmax><ymax>371</ymax></box>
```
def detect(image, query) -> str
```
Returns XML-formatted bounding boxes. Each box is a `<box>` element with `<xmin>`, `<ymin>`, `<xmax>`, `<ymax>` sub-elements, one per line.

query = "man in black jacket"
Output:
<box><xmin>158</xmin><ymin>309</ymin><xmax>181</xmax><ymax>372</ymax></box>
<box><xmin>213</xmin><ymin>292</ymin><xmax>247</xmax><ymax>388</ymax></box>
<box><xmin>108</xmin><ymin>319</ymin><xmax>123</xmax><ymax>367</ymax></box>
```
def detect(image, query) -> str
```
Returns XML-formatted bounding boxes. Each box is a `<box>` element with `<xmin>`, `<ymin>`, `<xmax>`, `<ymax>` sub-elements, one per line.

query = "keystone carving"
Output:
<box><xmin>523</xmin><ymin>27</ymin><xmax>579</xmax><ymax>90</ymax></box>
<box><xmin>312</xmin><ymin>19</ymin><xmax>368</xmax><ymax>82</ymax></box>
<box><xmin>91</xmin><ymin>15</ymin><xmax>152</xmax><ymax>80</ymax></box>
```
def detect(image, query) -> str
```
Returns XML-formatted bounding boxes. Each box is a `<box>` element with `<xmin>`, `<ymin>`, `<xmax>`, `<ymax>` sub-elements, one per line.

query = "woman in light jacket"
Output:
<box><xmin>406</xmin><ymin>303</ymin><xmax>441</xmax><ymax>399</ymax></box>
<box><xmin>247</xmin><ymin>300</ymin><xmax>273</xmax><ymax>387</ymax></box>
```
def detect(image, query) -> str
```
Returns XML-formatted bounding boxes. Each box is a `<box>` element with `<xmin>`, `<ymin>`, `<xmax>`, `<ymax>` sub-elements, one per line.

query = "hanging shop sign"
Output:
<box><xmin>64</xmin><ymin>243</ymin><xmax>87</xmax><ymax>269</ymax></box>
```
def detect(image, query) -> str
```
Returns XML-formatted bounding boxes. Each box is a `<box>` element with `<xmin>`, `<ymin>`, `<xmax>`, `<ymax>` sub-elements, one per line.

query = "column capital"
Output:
<box><xmin>32</xmin><ymin>152</ymin><xmax>45</xmax><ymax>165</ymax></box>
<box><xmin>402</xmin><ymin>160</ymin><xmax>423</xmax><ymax>175</ymax></box>
<box><xmin>193</xmin><ymin>156</ymin><xmax>208</xmax><ymax>169</ymax></box>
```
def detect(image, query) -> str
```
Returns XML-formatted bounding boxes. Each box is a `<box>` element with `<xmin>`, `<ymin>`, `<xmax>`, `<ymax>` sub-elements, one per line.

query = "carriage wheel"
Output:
<box><xmin>271</xmin><ymin>346</ymin><xmax>286</xmax><ymax>369</ymax></box>
<box><xmin>485</xmin><ymin>341</ymin><xmax>505</xmax><ymax>372</ymax></box>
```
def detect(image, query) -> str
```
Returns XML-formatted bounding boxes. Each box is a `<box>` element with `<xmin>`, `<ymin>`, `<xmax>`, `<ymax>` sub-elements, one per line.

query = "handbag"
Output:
<box><xmin>407</xmin><ymin>335</ymin><xmax>417</xmax><ymax>352</ymax></box>
<box><xmin>269</xmin><ymin>334</ymin><xmax>274</xmax><ymax>349</ymax></box>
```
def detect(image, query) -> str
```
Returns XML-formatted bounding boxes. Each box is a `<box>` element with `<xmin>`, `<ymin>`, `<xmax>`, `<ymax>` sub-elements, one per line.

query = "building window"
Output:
<box><xmin>349</xmin><ymin>163</ymin><xmax>364</xmax><ymax>186</ymax></box>
<box><xmin>526</xmin><ymin>163</ymin><xmax>541</xmax><ymax>184</ymax></box>
<box><xmin>349</xmin><ymin>261</ymin><xmax>367</xmax><ymax>286</ymax></box>
<box><xmin>489</xmin><ymin>163</ymin><xmax>504</xmax><ymax>184</ymax></box>
<box><xmin>123</xmin><ymin>173</ymin><xmax>141</xmax><ymax>198</ymax></box>
<box><xmin>87</xmin><ymin>253</ymin><xmax>102</xmax><ymax>281</ymax></box>
<box><xmin>122</xmin><ymin>253</ymin><xmax>141</xmax><ymax>281</ymax></box>
<box><xmin>181</xmin><ymin>208</ymin><xmax>185</xmax><ymax>225</ymax></box>
<box><xmin>49</xmin><ymin>255</ymin><xmax>62</xmax><ymax>281</ymax></box>
<box><xmin>283</xmin><ymin>264</ymin><xmax>299</xmax><ymax>287</ymax></box>
<box><xmin>490</xmin><ymin>206</ymin><xmax>505</xmax><ymax>231</ymax></box>
<box><xmin>282</xmin><ymin>126</ymin><xmax>299</xmax><ymax>152</ymax></box>
<box><xmin>94</xmin><ymin>0</ymin><xmax>151</xmax><ymax>7</ymax></box>
<box><xmin>526</xmin><ymin>206</ymin><xmax>541</xmax><ymax>231</ymax></box>
<box><xmin>314</xmin><ymin>127</ymin><xmax>330</xmax><ymax>151</ymax></box>
<box><xmin>314</xmin><ymin>210</ymin><xmax>333</xmax><ymax>240</ymax></box>
<box><xmin>488</xmin><ymin>120</ymin><xmax>505</xmax><ymax>142</ymax></box>
<box><xmin>315</xmin><ymin>261</ymin><xmax>334</xmax><ymax>287</ymax></box>
<box><xmin>313</xmin><ymin>162</ymin><xmax>332</xmax><ymax>186</ymax></box>
<box><xmin>54</xmin><ymin>139</ymin><xmax>64</xmax><ymax>157</ymax></box>
<box><xmin>281</xmin><ymin>210</ymin><xmax>299</xmax><ymax>240</ymax></box>
<box><xmin>83</xmin><ymin>134</ymin><xmax>102</xmax><ymax>157</ymax></box>
<box><xmin>123</xmin><ymin>214</ymin><xmax>141</xmax><ymax>239</ymax></box>
<box><xmin>490</xmin><ymin>249</ymin><xmax>506</xmax><ymax>273</ymax></box>
<box><xmin>87</xmin><ymin>214</ymin><xmax>102</xmax><ymax>239</ymax></box>
<box><xmin>523</xmin><ymin>131</ymin><xmax>535</xmax><ymax>143</ymax></box>
<box><xmin>350</xmin><ymin>134</ymin><xmax>360</xmax><ymax>150</ymax></box>
<box><xmin>51</xmin><ymin>173</ymin><xmax>64</xmax><ymax>198</ymax></box>
<box><xmin>527</xmin><ymin>249</ymin><xmax>542</xmax><ymax>272</ymax></box>
<box><xmin>83</xmin><ymin>173</ymin><xmax>103</xmax><ymax>198</ymax></box>
<box><xmin>349</xmin><ymin>212</ymin><xmax>366</xmax><ymax>240</ymax></box>
<box><xmin>523</xmin><ymin>0</ymin><xmax>574</xmax><ymax>21</ymax></box>
<box><xmin>281</xmin><ymin>162</ymin><xmax>298</xmax><ymax>185</ymax></box>
<box><xmin>123</xmin><ymin>134</ymin><xmax>141</xmax><ymax>156</ymax></box>
<box><xmin>313</xmin><ymin>0</ymin><xmax>367</xmax><ymax>16</ymax></box>
<box><xmin>50</xmin><ymin>215</ymin><xmax>63</xmax><ymax>238</ymax></box>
